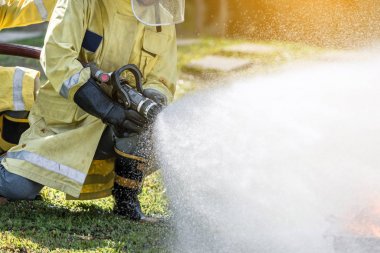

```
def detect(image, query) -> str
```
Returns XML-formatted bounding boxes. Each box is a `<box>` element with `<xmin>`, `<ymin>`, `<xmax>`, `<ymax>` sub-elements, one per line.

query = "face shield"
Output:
<box><xmin>131</xmin><ymin>0</ymin><xmax>185</xmax><ymax>26</ymax></box>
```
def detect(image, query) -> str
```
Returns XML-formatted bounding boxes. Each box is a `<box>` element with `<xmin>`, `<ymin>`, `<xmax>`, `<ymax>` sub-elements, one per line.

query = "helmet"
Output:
<box><xmin>131</xmin><ymin>0</ymin><xmax>185</xmax><ymax>26</ymax></box>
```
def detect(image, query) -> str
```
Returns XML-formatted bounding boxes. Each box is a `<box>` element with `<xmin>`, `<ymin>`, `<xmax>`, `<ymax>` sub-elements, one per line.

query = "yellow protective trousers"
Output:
<box><xmin>0</xmin><ymin>67</ymin><xmax>39</xmax><ymax>153</ymax></box>
<box><xmin>0</xmin><ymin>111</ymin><xmax>29</xmax><ymax>153</ymax></box>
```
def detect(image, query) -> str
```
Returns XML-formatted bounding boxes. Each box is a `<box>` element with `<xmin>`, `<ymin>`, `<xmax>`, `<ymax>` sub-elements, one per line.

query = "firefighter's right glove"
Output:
<box><xmin>74</xmin><ymin>78</ymin><xmax>147</xmax><ymax>135</ymax></box>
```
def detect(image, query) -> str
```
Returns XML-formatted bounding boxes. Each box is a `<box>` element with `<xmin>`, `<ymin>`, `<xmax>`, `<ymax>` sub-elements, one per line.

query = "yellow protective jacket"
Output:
<box><xmin>0</xmin><ymin>0</ymin><xmax>56</xmax><ymax>112</ymax></box>
<box><xmin>0</xmin><ymin>66</ymin><xmax>39</xmax><ymax>112</ymax></box>
<box><xmin>2</xmin><ymin>0</ymin><xmax>177</xmax><ymax>198</ymax></box>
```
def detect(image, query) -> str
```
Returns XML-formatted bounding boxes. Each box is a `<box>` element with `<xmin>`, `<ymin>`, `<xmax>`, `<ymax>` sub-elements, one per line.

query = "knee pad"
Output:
<box><xmin>0</xmin><ymin>111</ymin><xmax>29</xmax><ymax>151</ymax></box>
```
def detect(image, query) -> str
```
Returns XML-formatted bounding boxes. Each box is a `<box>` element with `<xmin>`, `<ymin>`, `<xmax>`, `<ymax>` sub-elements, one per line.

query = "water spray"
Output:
<box><xmin>154</xmin><ymin>51</ymin><xmax>380</xmax><ymax>253</ymax></box>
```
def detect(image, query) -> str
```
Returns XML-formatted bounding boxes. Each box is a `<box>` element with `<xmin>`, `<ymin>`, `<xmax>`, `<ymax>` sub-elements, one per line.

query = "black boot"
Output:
<box><xmin>113</xmin><ymin>157</ymin><xmax>154</xmax><ymax>221</ymax></box>
<box><xmin>113</xmin><ymin>184</ymin><xmax>145</xmax><ymax>220</ymax></box>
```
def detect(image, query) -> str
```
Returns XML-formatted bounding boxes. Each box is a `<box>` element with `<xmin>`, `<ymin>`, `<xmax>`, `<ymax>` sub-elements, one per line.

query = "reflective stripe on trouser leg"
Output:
<box><xmin>114</xmin><ymin>157</ymin><xmax>144</xmax><ymax>191</ymax></box>
<box><xmin>114</xmin><ymin>175</ymin><xmax>142</xmax><ymax>190</ymax></box>
<box><xmin>112</xmin><ymin>157</ymin><xmax>146</xmax><ymax>219</ymax></box>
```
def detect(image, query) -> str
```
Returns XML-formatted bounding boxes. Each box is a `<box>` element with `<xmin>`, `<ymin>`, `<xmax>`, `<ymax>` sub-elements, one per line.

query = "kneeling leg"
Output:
<box><xmin>0</xmin><ymin>163</ymin><xmax>43</xmax><ymax>201</ymax></box>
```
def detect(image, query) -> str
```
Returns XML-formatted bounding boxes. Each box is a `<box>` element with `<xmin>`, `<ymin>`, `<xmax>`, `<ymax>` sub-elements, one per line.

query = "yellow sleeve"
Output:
<box><xmin>0</xmin><ymin>0</ymin><xmax>56</xmax><ymax>29</ymax></box>
<box><xmin>0</xmin><ymin>66</ymin><xmax>39</xmax><ymax>112</ymax></box>
<box><xmin>40</xmin><ymin>0</ymin><xmax>91</xmax><ymax>100</ymax></box>
<box><xmin>143</xmin><ymin>25</ymin><xmax>178</xmax><ymax>103</ymax></box>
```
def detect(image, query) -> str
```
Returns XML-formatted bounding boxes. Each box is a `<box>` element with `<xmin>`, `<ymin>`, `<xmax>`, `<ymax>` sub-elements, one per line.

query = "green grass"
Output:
<box><xmin>0</xmin><ymin>173</ymin><xmax>173</xmax><ymax>253</ymax></box>
<box><xmin>174</xmin><ymin>38</ymin><xmax>326</xmax><ymax>99</ymax></box>
<box><xmin>0</xmin><ymin>36</ymin><xmax>325</xmax><ymax>252</ymax></box>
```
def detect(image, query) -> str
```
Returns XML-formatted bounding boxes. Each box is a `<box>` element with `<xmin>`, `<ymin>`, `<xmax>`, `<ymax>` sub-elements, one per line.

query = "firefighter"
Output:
<box><xmin>0</xmin><ymin>0</ymin><xmax>56</xmax><ymax>154</ymax></box>
<box><xmin>0</xmin><ymin>0</ymin><xmax>185</xmax><ymax>221</ymax></box>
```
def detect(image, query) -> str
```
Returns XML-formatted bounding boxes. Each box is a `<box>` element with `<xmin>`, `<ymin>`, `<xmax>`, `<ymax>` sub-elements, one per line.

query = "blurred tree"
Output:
<box><xmin>194</xmin><ymin>0</ymin><xmax>205</xmax><ymax>35</ymax></box>
<box><xmin>192</xmin><ymin>0</ymin><xmax>229</xmax><ymax>36</ymax></box>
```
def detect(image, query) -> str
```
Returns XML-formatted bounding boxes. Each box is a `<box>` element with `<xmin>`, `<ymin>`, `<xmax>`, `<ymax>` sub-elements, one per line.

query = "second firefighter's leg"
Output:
<box><xmin>113</xmin><ymin>157</ymin><xmax>145</xmax><ymax>221</ymax></box>
<box><xmin>0</xmin><ymin>111</ymin><xmax>30</xmax><ymax>153</ymax></box>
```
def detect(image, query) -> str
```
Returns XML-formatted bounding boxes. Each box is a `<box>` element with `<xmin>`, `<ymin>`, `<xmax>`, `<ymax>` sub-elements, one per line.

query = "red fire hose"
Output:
<box><xmin>0</xmin><ymin>43</ymin><xmax>41</xmax><ymax>60</ymax></box>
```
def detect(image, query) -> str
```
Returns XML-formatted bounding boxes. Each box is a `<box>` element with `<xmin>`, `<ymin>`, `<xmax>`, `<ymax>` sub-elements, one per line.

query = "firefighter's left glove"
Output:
<box><xmin>74</xmin><ymin>78</ymin><xmax>148</xmax><ymax>135</ymax></box>
<box><xmin>143</xmin><ymin>88</ymin><xmax>168</xmax><ymax>106</ymax></box>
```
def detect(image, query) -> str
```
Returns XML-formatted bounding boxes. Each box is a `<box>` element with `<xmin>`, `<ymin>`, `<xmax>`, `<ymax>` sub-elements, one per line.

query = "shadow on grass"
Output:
<box><xmin>0</xmin><ymin>199</ymin><xmax>173</xmax><ymax>252</ymax></box>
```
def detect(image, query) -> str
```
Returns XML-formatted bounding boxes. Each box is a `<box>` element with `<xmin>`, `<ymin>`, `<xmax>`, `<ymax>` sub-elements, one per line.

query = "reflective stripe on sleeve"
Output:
<box><xmin>7</xmin><ymin>151</ymin><xmax>87</xmax><ymax>184</ymax></box>
<box><xmin>59</xmin><ymin>72</ymin><xmax>81</xmax><ymax>98</ymax></box>
<box><xmin>13</xmin><ymin>68</ymin><xmax>25</xmax><ymax>111</ymax></box>
<box><xmin>33</xmin><ymin>0</ymin><xmax>48</xmax><ymax>21</ymax></box>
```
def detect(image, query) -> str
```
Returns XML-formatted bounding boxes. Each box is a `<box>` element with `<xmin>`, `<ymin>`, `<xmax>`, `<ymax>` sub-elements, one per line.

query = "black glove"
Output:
<box><xmin>122</xmin><ymin>110</ymin><xmax>147</xmax><ymax>134</ymax></box>
<box><xmin>143</xmin><ymin>88</ymin><xmax>168</xmax><ymax>106</ymax></box>
<box><xmin>74</xmin><ymin>78</ymin><xmax>147</xmax><ymax>135</ymax></box>
<box><xmin>114</xmin><ymin>89</ymin><xmax>164</xmax><ymax>162</ymax></box>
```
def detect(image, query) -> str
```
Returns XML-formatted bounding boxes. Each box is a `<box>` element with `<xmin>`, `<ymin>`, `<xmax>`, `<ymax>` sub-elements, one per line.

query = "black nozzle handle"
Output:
<box><xmin>112</xmin><ymin>64</ymin><xmax>144</xmax><ymax>94</ymax></box>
